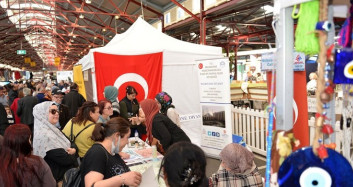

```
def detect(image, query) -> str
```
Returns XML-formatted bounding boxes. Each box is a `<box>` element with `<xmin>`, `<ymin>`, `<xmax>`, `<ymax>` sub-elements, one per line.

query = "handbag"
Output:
<box><xmin>62</xmin><ymin>167</ymin><xmax>81</xmax><ymax>187</ymax></box>
<box><xmin>62</xmin><ymin>144</ymin><xmax>109</xmax><ymax>187</ymax></box>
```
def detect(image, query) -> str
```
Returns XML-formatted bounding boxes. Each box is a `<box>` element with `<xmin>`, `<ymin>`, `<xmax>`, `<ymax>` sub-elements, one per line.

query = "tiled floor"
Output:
<box><xmin>205</xmin><ymin>153</ymin><xmax>266</xmax><ymax>178</ymax></box>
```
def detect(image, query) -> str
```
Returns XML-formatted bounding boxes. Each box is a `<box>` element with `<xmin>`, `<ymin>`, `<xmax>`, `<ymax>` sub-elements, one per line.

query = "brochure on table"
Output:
<box><xmin>197</xmin><ymin>58</ymin><xmax>232</xmax><ymax>157</ymax></box>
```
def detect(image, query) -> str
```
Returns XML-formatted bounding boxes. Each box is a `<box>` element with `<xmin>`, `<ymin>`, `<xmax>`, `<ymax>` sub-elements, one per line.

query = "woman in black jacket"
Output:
<box><xmin>119</xmin><ymin>85</ymin><xmax>146</xmax><ymax>138</ymax></box>
<box><xmin>32</xmin><ymin>101</ymin><xmax>77</xmax><ymax>182</ymax></box>
<box><xmin>140</xmin><ymin>99</ymin><xmax>190</xmax><ymax>151</ymax></box>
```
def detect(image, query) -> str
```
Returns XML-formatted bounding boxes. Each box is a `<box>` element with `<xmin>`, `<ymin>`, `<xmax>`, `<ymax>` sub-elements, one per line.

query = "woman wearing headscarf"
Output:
<box><xmin>33</xmin><ymin>101</ymin><xmax>77</xmax><ymax>182</ymax></box>
<box><xmin>140</xmin><ymin>99</ymin><xmax>190</xmax><ymax>152</ymax></box>
<box><xmin>209</xmin><ymin>143</ymin><xmax>263</xmax><ymax>187</ymax></box>
<box><xmin>155</xmin><ymin>91</ymin><xmax>181</xmax><ymax>127</ymax></box>
<box><xmin>0</xmin><ymin>124</ymin><xmax>56</xmax><ymax>187</ymax></box>
<box><xmin>104</xmin><ymin>86</ymin><xmax>120</xmax><ymax>117</ymax></box>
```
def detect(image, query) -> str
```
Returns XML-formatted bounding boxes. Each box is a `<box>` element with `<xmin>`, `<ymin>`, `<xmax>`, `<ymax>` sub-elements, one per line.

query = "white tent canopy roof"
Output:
<box><xmin>78</xmin><ymin>17</ymin><xmax>221</xmax><ymax>71</ymax></box>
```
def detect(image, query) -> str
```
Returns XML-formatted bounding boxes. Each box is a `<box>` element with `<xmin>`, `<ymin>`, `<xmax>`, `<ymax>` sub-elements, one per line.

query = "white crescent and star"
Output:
<box><xmin>113</xmin><ymin>73</ymin><xmax>149</xmax><ymax>99</ymax></box>
<box><xmin>273</xmin><ymin>96</ymin><xmax>299</xmax><ymax>125</ymax></box>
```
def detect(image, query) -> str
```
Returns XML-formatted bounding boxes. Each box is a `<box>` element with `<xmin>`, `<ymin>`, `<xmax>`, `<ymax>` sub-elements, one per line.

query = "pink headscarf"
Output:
<box><xmin>140</xmin><ymin>99</ymin><xmax>160</xmax><ymax>144</ymax></box>
<box><xmin>220</xmin><ymin>143</ymin><xmax>254</xmax><ymax>174</ymax></box>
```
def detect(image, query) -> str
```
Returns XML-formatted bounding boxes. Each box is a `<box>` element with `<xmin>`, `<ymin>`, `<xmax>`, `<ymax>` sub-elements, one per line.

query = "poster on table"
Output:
<box><xmin>197</xmin><ymin>58</ymin><xmax>232</xmax><ymax>157</ymax></box>
<box><xmin>57</xmin><ymin>71</ymin><xmax>73</xmax><ymax>82</ymax></box>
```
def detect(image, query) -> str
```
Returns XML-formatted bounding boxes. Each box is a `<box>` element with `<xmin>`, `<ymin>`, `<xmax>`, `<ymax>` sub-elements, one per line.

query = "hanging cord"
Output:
<box><xmin>291</xmin><ymin>4</ymin><xmax>301</xmax><ymax>19</ymax></box>
<box><xmin>140</xmin><ymin>0</ymin><xmax>145</xmax><ymax>19</ymax></box>
<box><xmin>312</xmin><ymin>0</ymin><xmax>329</xmax><ymax>156</ymax></box>
<box><xmin>294</xmin><ymin>0</ymin><xmax>320</xmax><ymax>55</ymax></box>
<box><xmin>264</xmin><ymin>19</ymin><xmax>278</xmax><ymax>187</ymax></box>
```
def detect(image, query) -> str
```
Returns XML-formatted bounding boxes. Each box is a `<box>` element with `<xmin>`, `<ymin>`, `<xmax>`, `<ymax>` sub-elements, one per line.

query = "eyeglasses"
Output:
<box><xmin>49</xmin><ymin>109</ymin><xmax>59</xmax><ymax>115</ymax></box>
<box><xmin>104</xmin><ymin>106</ymin><xmax>113</xmax><ymax>110</ymax></box>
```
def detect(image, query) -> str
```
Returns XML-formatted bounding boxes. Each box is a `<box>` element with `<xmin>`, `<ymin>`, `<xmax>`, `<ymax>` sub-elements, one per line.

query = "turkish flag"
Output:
<box><xmin>94</xmin><ymin>52</ymin><xmax>163</xmax><ymax>102</ymax></box>
<box><xmin>267</xmin><ymin>71</ymin><xmax>310</xmax><ymax>150</ymax></box>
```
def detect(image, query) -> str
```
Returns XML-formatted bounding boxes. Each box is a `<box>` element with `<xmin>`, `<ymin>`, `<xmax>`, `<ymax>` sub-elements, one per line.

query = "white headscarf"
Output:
<box><xmin>33</xmin><ymin>101</ymin><xmax>71</xmax><ymax>158</ymax></box>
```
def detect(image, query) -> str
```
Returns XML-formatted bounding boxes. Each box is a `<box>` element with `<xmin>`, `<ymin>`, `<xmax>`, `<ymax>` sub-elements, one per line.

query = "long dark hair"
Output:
<box><xmin>126</xmin><ymin>85</ymin><xmax>138</xmax><ymax>95</ymax></box>
<box><xmin>91</xmin><ymin>117</ymin><xmax>130</xmax><ymax>142</ymax></box>
<box><xmin>0</xmin><ymin>124</ymin><xmax>42</xmax><ymax>186</ymax></box>
<box><xmin>159</xmin><ymin>142</ymin><xmax>207</xmax><ymax>187</ymax></box>
<box><xmin>72</xmin><ymin>101</ymin><xmax>98</xmax><ymax>125</ymax></box>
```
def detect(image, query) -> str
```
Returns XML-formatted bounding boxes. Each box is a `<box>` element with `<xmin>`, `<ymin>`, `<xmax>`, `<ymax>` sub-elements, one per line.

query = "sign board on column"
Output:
<box><xmin>197</xmin><ymin>58</ymin><xmax>232</xmax><ymax>157</ymax></box>
<box><xmin>261</xmin><ymin>51</ymin><xmax>305</xmax><ymax>71</ymax></box>
<box><xmin>57</xmin><ymin>71</ymin><xmax>73</xmax><ymax>82</ymax></box>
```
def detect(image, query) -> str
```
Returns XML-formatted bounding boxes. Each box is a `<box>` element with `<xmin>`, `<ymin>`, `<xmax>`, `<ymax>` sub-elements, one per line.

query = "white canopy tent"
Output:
<box><xmin>77</xmin><ymin>18</ymin><xmax>223</xmax><ymax>145</ymax></box>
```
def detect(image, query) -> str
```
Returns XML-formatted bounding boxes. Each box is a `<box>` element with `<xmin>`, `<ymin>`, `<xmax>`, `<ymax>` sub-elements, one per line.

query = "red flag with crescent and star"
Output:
<box><xmin>267</xmin><ymin>71</ymin><xmax>310</xmax><ymax>150</ymax></box>
<box><xmin>93</xmin><ymin>52</ymin><xmax>163</xmax><ymax>102</ymax></box>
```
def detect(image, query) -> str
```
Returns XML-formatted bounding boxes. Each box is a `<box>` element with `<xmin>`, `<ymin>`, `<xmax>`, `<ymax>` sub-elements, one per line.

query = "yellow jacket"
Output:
<box><xmin>62</xmin><ymin>119</ymin><xmax>95</xmax><ymax>158</ymax></box>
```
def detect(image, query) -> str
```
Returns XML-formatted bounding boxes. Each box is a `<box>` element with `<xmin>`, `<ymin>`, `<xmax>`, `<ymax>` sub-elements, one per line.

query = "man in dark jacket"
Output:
<box><xmin>62</xmin><ymin>83</ymin><xmax>86</xmax><ymax>118</ymax></box>
<box><xmin>17</xmin><ymin>88</ymin><xmax>38</xmax><ymax>134</ymax></box>
<box><xmin>0</xmin><ymin>103</ymin><xmax>9</xmax><ymax>135</ymax></box>
<box><xmin>8</xmin><ymin>83</ymin><xmax>18</xmax><ymax>106</ymax></box>
<box><xmin>51</xmin><ymin>88</ymin><xmax>70</xmax><ymax>129</ymax></box>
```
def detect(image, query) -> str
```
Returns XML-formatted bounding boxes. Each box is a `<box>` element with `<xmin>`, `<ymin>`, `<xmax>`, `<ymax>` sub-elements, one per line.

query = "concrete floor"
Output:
<box><xmin>205</xmin><ymin>153</ymin><xmax>266</xmax><ymax>178</ymax></box>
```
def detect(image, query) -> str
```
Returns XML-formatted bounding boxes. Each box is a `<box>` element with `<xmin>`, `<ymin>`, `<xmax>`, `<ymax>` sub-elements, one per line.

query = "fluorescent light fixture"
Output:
<box><xmin>86</xmin><ymin>0</ymin><xmax>91</xmax><ymax>4</ymax></box>
<box><xmin>102</xmin><ymin>28</ymin><xmax>106</xmax><ymax>32</ymax></box>
<box><xmin>79</xmin><ymin>14</ymin><xmax>84</xmax><ymax>19</ymax></box>
<box><xmin>216</xmin><ymin>25</ymin><xmax>227</xmax><ymax>30</ymax></box>
<box><xmin>263</xmin><ymin>5</ymin><xmax>274</xmax><ymax>14</ymax></box>
<box><xmin>115</xmin><ymin>15</ymin><xmax>120</xmax><ymax>19</ymax></box>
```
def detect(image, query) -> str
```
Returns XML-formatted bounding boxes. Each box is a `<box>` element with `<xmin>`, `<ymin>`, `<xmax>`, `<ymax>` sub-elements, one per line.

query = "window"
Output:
<box><xmin>177</xmin><ymin>7</ymin><xmax>184</xmax><ymax>19</ymax></box>
<box><xmin>165</xmin><ymin>12</ymin><xmax>170</xmax><ymax>24</ymax></box>
<box><xmin>192</xmin><ymin>0</ymin><xmax>200</xmax><ymax>13</ymax></box>
<box><xmin>205</xmin><ymin>0</ymin><xmax>216</xmax><ymax>6</ymax></box>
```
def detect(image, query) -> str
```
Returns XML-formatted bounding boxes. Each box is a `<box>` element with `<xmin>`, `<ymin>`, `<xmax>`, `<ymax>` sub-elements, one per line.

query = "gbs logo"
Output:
<box><xmin>207</xmin><ymin>131</ymin><xmax>220</xmax><ymax>137</ymax></box>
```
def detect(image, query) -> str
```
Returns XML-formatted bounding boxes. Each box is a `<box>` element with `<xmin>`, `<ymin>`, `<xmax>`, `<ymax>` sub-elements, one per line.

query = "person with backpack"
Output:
<box><xmin>32</xmin><ymin>101</ymin><xmax>77</xmax><ymax>183</ymax></box>
<box><xmin>62</xmin><ymin>101</ymin><xmax>99</xmax><ymax>158</ymax></box>
<box><xmin>80</xmin><ymin>117</ymin><xmax>142</xmax><ymax>187</ymax></box>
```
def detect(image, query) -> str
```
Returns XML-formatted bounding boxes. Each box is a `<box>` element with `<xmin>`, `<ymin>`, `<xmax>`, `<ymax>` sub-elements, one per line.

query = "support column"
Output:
<box><xmin>200</xmin><ymin>0</ymin><xmax>205</xmax><ymax>44</ymax></box>
<box><xmin>275</xmin><ymin>7</ymin><xmax>294</xmax><ymax>131</ymax></box>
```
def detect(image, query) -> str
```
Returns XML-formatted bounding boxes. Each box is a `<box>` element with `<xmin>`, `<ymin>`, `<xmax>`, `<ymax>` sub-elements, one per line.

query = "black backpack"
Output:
<box><xmin>62</xmin><ymin>167</ymin><xmax>81</xmax><ymax>187</ymax></box>
<box><xmin>62</xmin><ymin>144</ymin><xmax>109</xmax><ymax>187</ymax></box>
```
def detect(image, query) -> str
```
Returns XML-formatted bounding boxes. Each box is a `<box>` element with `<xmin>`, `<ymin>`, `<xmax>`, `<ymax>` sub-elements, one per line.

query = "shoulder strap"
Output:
<box><xmin>75</xmin><ymin>123</ymin><xmax>95</xmax><ymax>140</ymax></box>
<box><xmin>70</xmin><ymin>120</ymin><xmax>75</xmax><ymax>141</ymax></box>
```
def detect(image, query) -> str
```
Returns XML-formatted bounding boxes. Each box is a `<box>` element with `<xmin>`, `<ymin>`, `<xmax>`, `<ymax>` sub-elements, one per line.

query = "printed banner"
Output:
<box><xmin>197</xmin><ymin>58</ymin><xmax>230</xmax><ymax>103</ymax></box>
<box><xmin>197</xmin><ymin>58</ymin><xmax>232</xmax><ymax>157</ymax></box>
<box><xmin>200</xmin><ymin>104</ymin><xmax>232</xmax><ymax>156</ymax></box>
<box><xmin>73</xmin><ymin>65</ymin><xmax>87</xmax><ymax>99</ymax></box>
<box><xmin>93</xmin><ymin>52</ymin><xmax>163</xmax><ymax>102</ymax></box>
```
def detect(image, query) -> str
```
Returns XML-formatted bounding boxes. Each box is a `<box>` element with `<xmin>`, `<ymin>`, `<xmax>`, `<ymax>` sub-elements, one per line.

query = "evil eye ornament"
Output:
<box><xmin>333</xmin><ymin>48</ymin><xmax>353</xmax><ymax>84</ymax></box>
<box><xmin>278</xmin><ymin>147</ymin><xmax>353</xmax><ymax>187</ymax></box>
<box><xmin>299</xmin><ymin>167</ymin><xmax>331</xmax><ymax>187</ymax></box>
<box><xmin>343</xmin><ymin>60</ymin><xmax>353</xmax><ymax>79</ymax></box>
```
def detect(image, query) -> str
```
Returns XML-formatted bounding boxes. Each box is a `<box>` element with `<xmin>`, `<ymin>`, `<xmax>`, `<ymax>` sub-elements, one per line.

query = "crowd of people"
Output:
<box><xmin>0</xmin><ymin>79</ymin><xmax>263</xmax><ymax>187</ymax></box>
